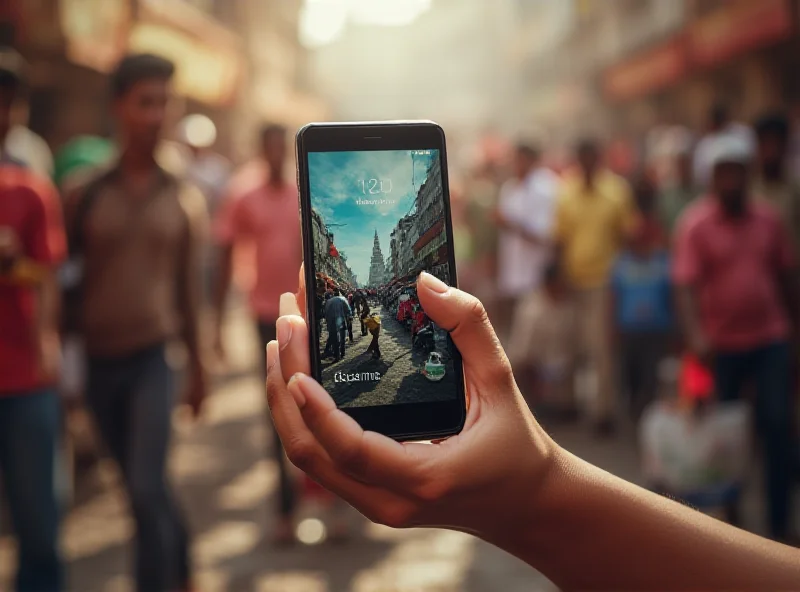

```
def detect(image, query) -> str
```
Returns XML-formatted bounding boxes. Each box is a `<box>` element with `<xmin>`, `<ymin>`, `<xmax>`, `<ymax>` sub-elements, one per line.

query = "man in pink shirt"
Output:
<box><xmin>213</xmin><ymin>124</ymin><xmax>302</xmax><ymax>543</ymax></box>
<box><xmin>673</xmin><ymin>136</ymin><xmax>799</xmax><ymax>542</ymax></box>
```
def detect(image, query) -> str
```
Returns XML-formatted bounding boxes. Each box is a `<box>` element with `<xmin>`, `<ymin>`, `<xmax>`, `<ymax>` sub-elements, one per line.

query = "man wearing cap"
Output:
<box><xmin>673</xmin><ymin>134</ymin><xmax>799</xmax><ymax>542</ymax></box>
<box><xmin>0</xmin><ymin>47</ymin><xmax>66</xmax><ymax>591</ymax></box>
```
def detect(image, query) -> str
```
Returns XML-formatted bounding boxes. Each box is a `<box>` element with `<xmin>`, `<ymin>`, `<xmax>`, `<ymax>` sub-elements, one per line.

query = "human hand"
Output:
<box><xmin>0</xmin><ymin>226</ymin><xmax>21</xmax><ymax>272</ymax></box>
<box><xmin>266</xmin><ymin>266</ymin><xmax>559</xmax><ymax>547</ymax></box>
<box><xmin>185</xmin><ymin>363</ymin><xmax>208</xmax><ymax>419</ymax></box>
<box><xmin>37</xmin><ymin>331</ymin><xmax>61</xmax><ymax>382</ymax></box>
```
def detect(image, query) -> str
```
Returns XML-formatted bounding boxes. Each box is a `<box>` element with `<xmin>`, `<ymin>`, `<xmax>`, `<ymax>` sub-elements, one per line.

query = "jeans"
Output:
<box><xmin>257</xmin><ymin>322</ymin><xmax>297</xmax><ymax>518</ymax></box>
<box><xmin>619</xmin><ymin>331</ymin><xmax>670</xmax><ymax>419</ymax></box>
<box><xmin>714</xmin><ymin>341</ymin><xmax>794</xmax><ymax>540</ymax></box>
<box><xmin>85</xmin><ymin>344</ymin><xmax>189</xmax><ymax>592</ymax></box>
<box><xmin>324</xmin><ymin>321</ymin><xmax>346</xmax><ymax>359</ymax></box>
<box><xmin>0</xmin><ymin>389</ymin><xmax>63</xmax><ymax>592</ymax></box>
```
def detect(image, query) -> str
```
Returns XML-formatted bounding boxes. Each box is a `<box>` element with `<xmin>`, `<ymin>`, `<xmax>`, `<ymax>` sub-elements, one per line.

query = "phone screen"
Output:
<box><xmin>307</xmin><ymin>148</ymin><xmax>461</xmax><ymax>409</ymax></box>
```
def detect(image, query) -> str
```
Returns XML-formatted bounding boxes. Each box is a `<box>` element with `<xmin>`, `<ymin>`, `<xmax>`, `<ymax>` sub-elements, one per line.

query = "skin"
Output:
<box><xmin>267</xmin><ymin>268</ymin><xmax>800</xmax><ymax>591</ymax></box>
<box><xmin>0</xmin><ymin>85</ymin><xmax>61</xmax><ymax>380</ymax></box>
<box><xmin>113</xmin><ymin>76</ymin><xmax>207</xmax><ymax>415</ymax></box>
<box><xmin>757</xmin><ymin>131</ymin><xmax>787</xmax><ymax>182</ymax></box>
<box><xmin>213</xmin><ymin>130</ymin><xmax>288</xmax><ymax>360</ymax></box>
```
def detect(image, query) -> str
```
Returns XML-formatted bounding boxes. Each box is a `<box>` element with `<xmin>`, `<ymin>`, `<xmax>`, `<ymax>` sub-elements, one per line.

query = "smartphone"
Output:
<box><xmin>296</xmin><ymin>121</ymin><xmax>467</xmax><ymax>441</ymax></box>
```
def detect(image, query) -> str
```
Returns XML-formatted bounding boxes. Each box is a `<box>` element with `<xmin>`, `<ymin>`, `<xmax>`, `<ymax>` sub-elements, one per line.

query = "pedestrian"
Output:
<box><xmin>268</xmin><ymin>270</ymin><xmax>800</xmax><ymax>592</ymax></box>
<box><xmin>610</xmin><ymin>175</ymin><xmax>673</xmax><ymax>420</ymax></box>
<box><xmin>673</xmin><ymin>134</ymin><xmax>799</xmax><ymax>542</ymax></box>
<box><xmin>752</xmin><ymin>112</ymin><xmax>800</xmax><ymax>250</ymax></box>
<box><xmin>213</xmin><ymin>123</ymin><xmax>302</xmax><ymax>544</ymax></box>
<box><xmin>493</xmin><ymin>143</ymin><xmax>559</xmax><ymax>344</ymax></box>
<box><xmin>692</xmin><ymin>102</ymin><xmax>755</xmax><ymax>189</ymax></box>
<box><xmin>658</xmin><ymin>147</ymin><xmax>698</xmax><ymax>237</ymax></box>
<box><xmin>0</xmin><ymin>47</ymin><xmax>66</xmax><ymax>592</ymax></box>
<box><xmin>506</xmin><ymin>261</ymin><xmax>577</xmax><ymax>419</ymax></box>
<box><xmin>363</xmin><ymin>311</ymin><xmax>382</xmax><ymax>359</ymax></box>
<box><xmin>324</xmin><ymin>289</ymin><xmax>351</xmax><ymax>361</ymax></box>
<box><xmin>553</xmin><ymin>138</ymin><xmax>637</xmax><ymax>436</ymax></box>
<box><xmin>346</xmin><ymin>291</ymin><xmax>355</xmax><ymax>343</ymax></box>
<box><xmin>64</xmin><ymin>54</ymin><xmax>207</xmax><ymax>591</ymax></box>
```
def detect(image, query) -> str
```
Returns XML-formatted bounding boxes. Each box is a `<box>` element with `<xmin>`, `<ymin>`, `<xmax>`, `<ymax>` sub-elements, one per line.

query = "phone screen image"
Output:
<box><xmin>307</xmin><ymin>148</ymin><xmax>460</xmax><ymax>409</ymax></box>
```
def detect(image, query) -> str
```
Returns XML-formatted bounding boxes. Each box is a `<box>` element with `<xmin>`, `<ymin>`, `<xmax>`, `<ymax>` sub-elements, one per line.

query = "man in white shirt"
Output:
<box><xmin>693</xmin><ymin>103</ymin><xmax>755</xmax><ymax>189</ymax></box>
<box><xmin>494</xmin><ymin>143</ymin><xmax>559</xmax><ymax>343</ymax></box>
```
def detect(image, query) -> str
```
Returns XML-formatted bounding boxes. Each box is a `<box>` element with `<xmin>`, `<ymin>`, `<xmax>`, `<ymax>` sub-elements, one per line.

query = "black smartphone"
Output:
<box><xmin>296</xmin><ymin>121</ymin><xmax>467</xmax><ymax>441</ymax></box>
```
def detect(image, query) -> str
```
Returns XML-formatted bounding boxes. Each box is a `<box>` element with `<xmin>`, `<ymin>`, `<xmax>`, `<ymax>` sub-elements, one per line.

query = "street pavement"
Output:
<box><xmin>320</xmin><ymin>303</ymin><xmax>457</xmax><ymax>408</ymax></box>
<box><xmin>1</xmin><ymin>304</ymin><xmax>796</xmax><ymax>591</ymax></box>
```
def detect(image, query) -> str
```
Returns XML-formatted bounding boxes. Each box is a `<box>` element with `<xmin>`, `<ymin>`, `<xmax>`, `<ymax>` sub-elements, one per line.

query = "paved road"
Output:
<box><xmin>2</xmin><ymin>304</ymin><xmax>796</xmax><ymax>591</ymax></box>
<box><xmin>320</xmin><ymin>303</ymin><xmax>457</xmax><ymax>408</ymax></box>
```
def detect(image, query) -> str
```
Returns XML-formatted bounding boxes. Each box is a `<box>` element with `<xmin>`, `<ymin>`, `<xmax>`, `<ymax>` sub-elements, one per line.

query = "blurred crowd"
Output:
<box><xmin>451</xmin><ymin>99</ymin><xmax>800</xmax><ymax>544</ymax></box>
<box><xmin>1</xmin><ymin>29</ymin><xmax>800</xmax><ymax>591</ymax></box>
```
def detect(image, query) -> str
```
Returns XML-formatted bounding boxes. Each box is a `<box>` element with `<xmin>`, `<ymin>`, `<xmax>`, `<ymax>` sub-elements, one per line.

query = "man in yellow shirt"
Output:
<box><xmin>553</xmin><ymin>139</ymin><xmax>637</xmax><ymax>436</ymax></box>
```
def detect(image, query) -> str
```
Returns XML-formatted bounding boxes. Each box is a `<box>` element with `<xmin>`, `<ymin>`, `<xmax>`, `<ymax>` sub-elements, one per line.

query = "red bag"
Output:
<box><xmin>680</xmin><ymin>354</ymin><xmax>714</xmax><ymax>401</ymax></box>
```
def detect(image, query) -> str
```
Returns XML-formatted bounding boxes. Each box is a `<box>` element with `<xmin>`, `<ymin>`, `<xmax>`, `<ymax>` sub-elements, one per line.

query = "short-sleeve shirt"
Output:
<box><xmin>554</xmin><ymin>168</ymin><xmax>637</xmax><ymax>289</ymax></box>
<box><xmin>672</xmin><ymin>197</ymin><xmax>795</xmax><ymax>352</ymax></box>
<box><xmin>497</xmin><ymin>167</ymin><xmax>559</xmax><ymax>297</ymax></box>
<box><xmin>215</xmin><ymin>181</ymin><xmax>301</xmax><ymax>322</ymax></box>
<box><xmin>611</xmin><ymin>250</ymin><xmax>673</xmax><ymax>333</ymax></box>
<box><xmin>0</xmin><ymin>165</ymin><xmax>66</xmax><ymax>394</ymax></box>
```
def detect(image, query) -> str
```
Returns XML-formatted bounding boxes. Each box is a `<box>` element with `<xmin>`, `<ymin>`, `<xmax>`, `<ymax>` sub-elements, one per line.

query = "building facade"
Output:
<box><xmin>367</xmin><ymin>230</ymin><xmax>386</xmax><ymax>287</ymax></box>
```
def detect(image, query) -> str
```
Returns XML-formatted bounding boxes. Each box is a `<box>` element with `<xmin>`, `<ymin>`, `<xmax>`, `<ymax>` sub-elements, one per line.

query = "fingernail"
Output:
<box><xmin>266</xmin><ymin>341</ymin><xmax>278</xmax><ymax>372</ymax></box>
<box><xmin>287</xmin><ymin>373</ymin><xmax>307</xmax><ymax>408</ymax></box>
<box><xmin>277</xmin><ymin>317</ymin><xmax>292</xmax><ymax>351</ymax></box>
<box><xmin>420</xmin><ymin>271</ymin><xmax>449</xmax><ymax>294</ymax></box>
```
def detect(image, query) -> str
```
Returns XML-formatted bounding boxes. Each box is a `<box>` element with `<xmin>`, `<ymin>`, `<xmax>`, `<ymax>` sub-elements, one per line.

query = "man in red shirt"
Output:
<box><xmin>213</xmin><ymin>124</ymin><xmax>302</xmax><ymax>543</ymax></box>
<box><xmin>0</xmin><ymin>49</ymin><xmax>65</xmax><ymax>591</ymax></box>
<box><xmin>674</xmin><ymin>135</ymin><xmax>799</xmax><ymax>542</ymax></box>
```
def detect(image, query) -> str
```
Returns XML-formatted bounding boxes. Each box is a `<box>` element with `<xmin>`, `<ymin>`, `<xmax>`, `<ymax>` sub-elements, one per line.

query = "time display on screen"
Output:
<box><xmin>359</xmin><ymin>178</ymin><xmax>393</xmax><ymax>194</ymax></box>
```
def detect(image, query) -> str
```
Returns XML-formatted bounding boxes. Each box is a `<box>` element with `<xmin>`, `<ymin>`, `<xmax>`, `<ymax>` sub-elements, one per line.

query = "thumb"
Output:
<box><xmin>416</xmin><ymin>272</ymin><xmax>513</xmax><ymax>389</ymax></box>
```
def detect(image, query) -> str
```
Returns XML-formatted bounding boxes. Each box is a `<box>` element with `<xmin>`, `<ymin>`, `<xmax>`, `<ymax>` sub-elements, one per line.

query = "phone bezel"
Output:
<box><xmin>296</xmin><ymin>121</ymin><xmax>467</xmax><ymax>442</ymax></box>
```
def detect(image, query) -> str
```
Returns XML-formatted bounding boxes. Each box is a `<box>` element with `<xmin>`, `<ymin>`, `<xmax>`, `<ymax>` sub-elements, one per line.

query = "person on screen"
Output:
<box><xmin>266</xmin><ymin>270</ymin><xmax>800</xmax><ymax>591</ymax></box>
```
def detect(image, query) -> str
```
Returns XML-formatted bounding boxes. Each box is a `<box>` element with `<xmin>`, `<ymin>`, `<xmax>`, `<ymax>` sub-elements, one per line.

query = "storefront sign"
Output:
<box><xmin>60</xmin><ymin>0</ymin><xmax>129</xmax><ymax>73</ymax></box>
<box><xmin>688</xmin><ymin>0</ymin><xmax>793</xmax><ymax>68</ymax></box>
<box><xmin>603</xmin><ymin>37</ymin><xmax>687</xmax><ymax>102</ymax></box>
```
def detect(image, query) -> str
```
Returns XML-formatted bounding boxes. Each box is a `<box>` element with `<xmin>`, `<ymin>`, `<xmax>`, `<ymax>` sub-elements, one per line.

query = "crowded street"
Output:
<box><xmin>321</xmin><ymin>302</ymin><xmax>455</xmax><ymax>408</ymax></box>
<box><xmin>2</xmin><ymin>0</ymin><xmax>800</xmax><ymax>590</ymax></box>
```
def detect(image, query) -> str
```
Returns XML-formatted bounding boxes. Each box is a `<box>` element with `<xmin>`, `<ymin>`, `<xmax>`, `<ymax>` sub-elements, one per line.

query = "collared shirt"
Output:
<box><xmin>673</xmin><ymin>197</ymin><xmax>795</xmax><ymax>352</ymax></box>
<box><xmin>214</xmin><ymin>179</ymin><xmax>301</xmax><ymax>322</ymax></box>
<box><xmin>0</xmin><ymin>164</ymin><xmax>65</xmax><ymax>393</ymax></box>
<box><xmin>554</xmin><ymin>168</ymin><xmax>636</xmax><ymax>289</ymax></box>
<box><xmin>66</xmin><ymin>165</ymin><xmax>207</xmax><ymax>357</ymax></box>
<box><xmin>497</xmin><ymin>167</ymin><xmax>559</xmax><ymax>297</ymax></box>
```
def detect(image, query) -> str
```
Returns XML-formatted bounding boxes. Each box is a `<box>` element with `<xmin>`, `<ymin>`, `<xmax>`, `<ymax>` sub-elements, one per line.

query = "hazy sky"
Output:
<box><xmin>309</xmin><ymin>149</ymin><xmax>435</xmax><ymax>283</ymax></box>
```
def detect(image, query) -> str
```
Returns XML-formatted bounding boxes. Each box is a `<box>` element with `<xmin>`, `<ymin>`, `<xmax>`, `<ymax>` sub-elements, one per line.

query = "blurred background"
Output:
<box><xmin>1</xmin><ymin>0</ymin><xmax>800</xmax><ymax>590</ymax></box>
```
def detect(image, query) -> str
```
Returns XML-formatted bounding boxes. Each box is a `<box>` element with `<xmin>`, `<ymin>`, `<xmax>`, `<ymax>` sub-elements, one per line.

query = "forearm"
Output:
<box><xmin>506</xmin><ymin>449</ymin><xmax>800</xmax><ymax>590</ymax></box>
<box><xmin>37</xmin><ymin>271</ymin><xmax>60</xmax><ymax>338</ymax></box>
<box><xmin>213</xmin><ymin>246</ymin><xmax>234</xmax><ymax>332</ymax></box>
<box><xmin>779</xmin><ymin>270</ymin><xmax>800</xmax><ymax>334</ymax></box>
<box><xmin>676</xmin><ymin>285</ymin><xmax>703</xmax><ymax>343</ymax></box>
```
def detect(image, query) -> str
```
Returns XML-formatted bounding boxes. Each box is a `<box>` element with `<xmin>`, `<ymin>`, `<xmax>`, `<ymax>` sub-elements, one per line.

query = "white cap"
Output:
<box><xmin>708</xmin><ymin>132</ymin><xmax>753</xmax><ymax>169</ymax></box>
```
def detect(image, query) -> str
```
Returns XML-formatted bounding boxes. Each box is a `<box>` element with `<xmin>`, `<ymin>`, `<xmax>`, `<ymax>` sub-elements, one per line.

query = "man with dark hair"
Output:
<box><xmin>553</xmin><ymin>138</ymin><xmax>636</xmax><ymax>436</ymax></box>
<box><xmin>0</xmin><ymin>46</ymin><xmax>66</xmax><ymax>592</ymax></box>
<box><xmin>753</xmin><ymin>112</ymin><xmax>800</xmax><ymax>250</ymax></box>
<box><xmin>64</xmin><ymin>53</ymin><xmax>207</xmax><ymax>590</ymax></box>
<box><xmin>213</xmin><ymin>121</ymin><xmax>302</xmax><ymax>543</ymax></box>
<box><xmin>674</xmin><ymin>135</ymin><xmax>799</xmax><ymax>542</ymax></box>
<box><xmin>693</xmin><ymin>101</ymin><xmax>754</xmax><ymax>189</ymax></box>
<box><xmin>494</xmin><ymin>141</ymin><xmax>559</xmax><ymax>343</ymax></box>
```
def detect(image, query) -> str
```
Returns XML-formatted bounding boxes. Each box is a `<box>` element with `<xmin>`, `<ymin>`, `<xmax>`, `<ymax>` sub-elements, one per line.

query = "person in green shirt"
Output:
<box><xmin>752</xmin><ymin>112</ymin><xmax>800</xmax><ymax>251</ymax></box>
<box><xmin>658</xmin><ymin>148</ymin><xmax>698</xmax><ymax>239</ymax></box>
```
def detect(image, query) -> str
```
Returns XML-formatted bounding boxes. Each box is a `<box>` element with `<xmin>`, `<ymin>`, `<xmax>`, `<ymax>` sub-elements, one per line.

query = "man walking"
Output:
<box><xmin>0</xmin><ymin>48</ymin><xmax>65</xmax><ymax>592</ymax></box>
<box><xmin>752</xmin><ymin>113</ymin><xmax>800</xmax><ymax>250</ymax></box>
<box><xmin>674</xmin><ymin>135</ymin><xmax>799</xmax><ymax>542</ymax></box>
<box><xmin>213</xmin><ymin>123</ymin><xmax>302</xmax><ymax>544</ymax></box>
<box><xmin>324</xmin><ymin>289</ymin><xmax>352</xmax><ymax>362</ymax></box>
<box><xmin>494</xmin><ymin>143</ymin><xmax>559</xmax><ymax>343</ymax></box>
<box><xmin>553</xmin><ymin>139</ymin><xmax>636</xmax><ymax>435</ymax></box>
<box><xmin>66</xmin><ymin>54</ymin><xmax>207</xmax><ymax>591</ymax></box>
